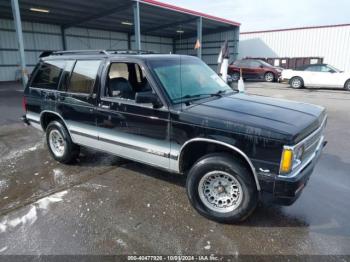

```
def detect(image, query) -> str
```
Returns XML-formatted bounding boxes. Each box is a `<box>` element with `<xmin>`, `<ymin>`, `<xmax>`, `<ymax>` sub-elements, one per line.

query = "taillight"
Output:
<box><xmin>22</xmin><ymin>97</ymin><xmax>27</xmax><ymax>112</ymax></box>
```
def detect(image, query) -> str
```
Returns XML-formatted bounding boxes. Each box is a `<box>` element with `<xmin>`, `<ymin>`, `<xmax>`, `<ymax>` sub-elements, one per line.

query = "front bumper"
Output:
<box><xmin>261</xmin><ymin>135</ymin><xmax>327</xmax><ymax>205</ymax></box>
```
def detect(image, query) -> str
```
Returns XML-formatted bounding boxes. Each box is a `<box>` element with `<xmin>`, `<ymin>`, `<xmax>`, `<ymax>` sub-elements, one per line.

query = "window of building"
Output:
<box><xmin>68</xmin><ymin>60</ymin><xmax>101</xmax><ymax>94</ymax></box>
<box><xmin>31</xmin><ymin>60</ymin><xmax>65</xmax><ymax>89</ymax></box>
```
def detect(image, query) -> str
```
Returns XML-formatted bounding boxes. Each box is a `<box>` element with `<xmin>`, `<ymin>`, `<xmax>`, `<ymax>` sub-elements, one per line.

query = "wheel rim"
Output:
<box><xmin>292</xmin><ymin>78</ymin><xmax>301</xmax><ymax>88</ymax></box>
<box><xmin>198</xmin><ymin>171</ymin><xmax>243</xmax><ymax>213</ymax></box>
<box><xmin>347</xmin><ymin>82</ymin><xmax>350</xmax><ymax>90</ymax></box>
<box><xmin>232</xmin><ymin>73</ymin><xmax>239</xmax><ymax>81</ymax></box>
<box><xmin>265</xmin><ymin>73</ymin><xmax>274</xmax><ymax>82</ymax></box>
<box><xmin>49</xmin><ymin>129</ymin><xmax>66</xmax><ymax>157</ymax></box>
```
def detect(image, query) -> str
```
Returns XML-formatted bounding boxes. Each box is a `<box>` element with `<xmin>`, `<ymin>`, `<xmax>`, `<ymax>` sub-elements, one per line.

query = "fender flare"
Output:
<box><xmin>178</xmin><ymin>138</ymin><xmax>261</xmax><ymax>191</ymax></box>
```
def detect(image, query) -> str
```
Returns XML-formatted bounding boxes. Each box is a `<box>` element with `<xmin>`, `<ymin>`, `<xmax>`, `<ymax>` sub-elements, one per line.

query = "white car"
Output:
<box><xmin>282</xmin><ymin>64</ymin><xmax>350</xmax><ymax>91</ymax></box>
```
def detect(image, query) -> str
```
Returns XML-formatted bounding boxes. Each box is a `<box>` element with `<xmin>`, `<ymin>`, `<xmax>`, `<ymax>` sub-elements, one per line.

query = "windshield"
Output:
<box><xmin>148</xmin><ymin>56</ymin><xmax>232</xmax><ymax>103</ymax></box>
<box><xmin>327</xmin><ymin>64</ymin><xmax>341</xmax><ymax>73</ymax></box>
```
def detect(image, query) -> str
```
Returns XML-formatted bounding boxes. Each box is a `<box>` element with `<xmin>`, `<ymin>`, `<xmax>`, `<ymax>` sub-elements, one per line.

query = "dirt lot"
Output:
<box><xmin>0</xmin><ymin>81</ymin><xmax>349</xmax><ymax>256</ymax></box>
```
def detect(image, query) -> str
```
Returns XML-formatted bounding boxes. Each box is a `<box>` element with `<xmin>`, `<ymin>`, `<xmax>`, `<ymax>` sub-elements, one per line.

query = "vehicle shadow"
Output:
<box><xmin>115</xmin><ymin>160</ymin><xmax>309</xmax><ymax>228</ymax></box>
<box><xmin>115</xmin><ymin>153</ymin><xmax>350</xmax><ymax>235</ymax></box>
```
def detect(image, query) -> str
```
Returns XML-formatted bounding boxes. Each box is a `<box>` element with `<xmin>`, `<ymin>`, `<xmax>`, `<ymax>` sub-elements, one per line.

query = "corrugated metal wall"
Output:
<box><xmin>65</xmin><ymin>27</ymin><xmax>128</xmax><ymax>50</ymax></box>
<box><xmin>130</xmin><ymin>35</ymin><xmax>173</xmax><ymax>53</ymax></box>
<box><xmin>0</xmin><ymin>19</ymin><xmax>62</xmax><ymax>81</ymax></box>
<box><xmin>175</xmin><ymin>27</ymin><xmax>240</xmax><ymax>70</ymax></box>
<box><xmin>0</xmin><ymin>18</ymin><xmax>173</xmax><ymax>81</ymax></box>
<box><xmin>239</xmin><ymin>25</ymin><xmax>350</xmax><ymax>72</ymax></box>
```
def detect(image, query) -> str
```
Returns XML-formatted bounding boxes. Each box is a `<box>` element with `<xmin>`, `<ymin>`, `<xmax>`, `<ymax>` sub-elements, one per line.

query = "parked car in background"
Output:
<box><xmin>282</xmin><ymin>63</ymin><xmax>350</xmax><ymax>90</ymax></box>
<box><xmin>228</xmin><ymin>59</ymin><xmax>282</xmax><ymax>82</ymax></box>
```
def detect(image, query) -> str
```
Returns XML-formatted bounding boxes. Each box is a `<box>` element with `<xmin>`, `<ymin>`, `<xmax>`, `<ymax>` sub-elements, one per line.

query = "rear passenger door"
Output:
<box><xmin>238</xmin><ymin>60</ymin><xmax>253</xmax><ymax>79</ymax></box>
<box><xmin>56</xmin><ymin>59</ymin><xmax>102</xmax><ymax>145</ymax></box>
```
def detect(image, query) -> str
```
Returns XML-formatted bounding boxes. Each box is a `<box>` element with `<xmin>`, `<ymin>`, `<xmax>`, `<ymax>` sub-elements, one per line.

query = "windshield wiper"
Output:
<box><xmin>175</xmin><ymin>90</ymin><xmax>229</xmax><ymax>104</ymax></box>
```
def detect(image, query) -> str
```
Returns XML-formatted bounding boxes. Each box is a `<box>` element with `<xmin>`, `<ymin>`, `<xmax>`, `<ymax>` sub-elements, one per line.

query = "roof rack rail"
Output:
<box><xmin>51</xmin><ymin>50</ymin><xmax>109</xmax><ymax>56</ymax></box>
<box><xmin>39</xmin><ymin>49</ymin><xmax>158</xmax><ymax>58</ymax></box>
<box><xmin>107</xmin><ymin>49</ymin><xmax>158</xmax><ymax>54</ymax></box>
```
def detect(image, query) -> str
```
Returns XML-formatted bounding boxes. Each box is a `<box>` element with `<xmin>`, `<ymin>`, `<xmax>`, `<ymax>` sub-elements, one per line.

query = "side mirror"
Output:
<box><xmin>135</xmin><ymin>91</ymin><xmax>162</xmax><ymax>108</ymax></box>
<box><xmin>259</xmin><ymin>65</ymin><xmax>264</xmax><ymax>68</ymax></box>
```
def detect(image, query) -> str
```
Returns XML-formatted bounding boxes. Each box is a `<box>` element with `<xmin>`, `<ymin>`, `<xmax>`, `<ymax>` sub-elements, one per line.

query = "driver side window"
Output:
<box><xmin>106</xmin><ymin>62</ymin><xmax>151</xmax><ymax>101</ymax></box>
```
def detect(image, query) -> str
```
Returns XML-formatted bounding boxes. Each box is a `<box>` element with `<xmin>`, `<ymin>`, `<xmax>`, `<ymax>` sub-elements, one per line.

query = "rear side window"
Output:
<box><xmin>31</xmin><ymin>61</ymin><xmax>65</xmax><ymax>89</ymax></box>
<box><xmin>248</xmin><ymin>61</ymin><xmax>261</xmax><ymax>68</ymax></box>
<box><xmin>68</xmin><ymin>60</ymin><xmax>101</xmax><ymax>94</ymax></box>
<box><xmin>59</xmin><ymin>60</ymin><xmax>75</xmax><ymax>91</ymax></box>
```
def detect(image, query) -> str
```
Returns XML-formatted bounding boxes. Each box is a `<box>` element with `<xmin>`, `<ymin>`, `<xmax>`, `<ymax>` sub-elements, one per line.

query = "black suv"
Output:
<box><xmin>23</xmin><ymin>50</ymin><xmax>327</xmax><ymax>223</ymax></box>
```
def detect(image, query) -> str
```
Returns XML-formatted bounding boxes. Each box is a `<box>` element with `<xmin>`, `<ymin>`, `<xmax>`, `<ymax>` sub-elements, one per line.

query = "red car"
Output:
<box><xmin>228</xmin><ymin>59</ymin><xmax>282</xmax><ymax>82</ymax></box>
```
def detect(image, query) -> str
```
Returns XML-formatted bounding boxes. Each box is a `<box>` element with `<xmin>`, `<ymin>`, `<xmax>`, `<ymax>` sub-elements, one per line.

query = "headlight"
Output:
<box><xmin>280</xmin><ymin>145</ymin><xmax>304</xmax><ymax>174</ymax></box>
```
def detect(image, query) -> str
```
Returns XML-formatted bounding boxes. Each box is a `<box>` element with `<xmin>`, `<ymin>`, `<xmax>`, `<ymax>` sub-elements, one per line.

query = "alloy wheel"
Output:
<box><xmin>198</xmin><ymin>171</ymin><xmax>243</xmax><ymax>213</ymax></box>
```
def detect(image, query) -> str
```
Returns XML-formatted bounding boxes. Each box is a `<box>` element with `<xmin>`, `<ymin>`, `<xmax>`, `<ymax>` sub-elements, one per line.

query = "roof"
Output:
<box><xmin>0</xmin><ymin>0</ymin><xmax>239</xmax><ymax>38</ymax></box>
<box><xmin>241</xmin><ymin>23</ymin><xmax>350</xmax><ymax>35</ymax></box>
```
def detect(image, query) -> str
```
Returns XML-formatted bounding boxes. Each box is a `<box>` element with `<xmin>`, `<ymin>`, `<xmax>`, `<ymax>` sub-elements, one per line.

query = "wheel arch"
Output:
<box><xmin>344</xmin><ymin>79</ymin><xmax>350</xmax><ymax>89</ymax></box>
<box><xmin>178</xmin><ymin>138</ymin><xmax>261</xmax><ymax>191</ymax></box>
<box><xmin>289</xmin><ymin>75</ymin><xmax>304</xmax><ymax>84</ymax></box>
<box><xmin>40</xmin><ymin>111</ymin><xmax>71</xmax><ymax>136</ymax></box>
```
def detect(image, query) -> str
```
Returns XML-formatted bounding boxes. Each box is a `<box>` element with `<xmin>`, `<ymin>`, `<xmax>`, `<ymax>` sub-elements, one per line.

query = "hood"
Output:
<box><xmin>182</xmin><ymin>93</ymin><xmax>325</xmax><ymax>144</ymax></box>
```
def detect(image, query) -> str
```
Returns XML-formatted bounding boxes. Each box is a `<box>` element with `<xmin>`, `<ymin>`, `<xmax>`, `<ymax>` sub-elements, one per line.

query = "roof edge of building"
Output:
<box><xmin>240</xmin><ymin>23</ymin><xmax>350</xmax><ymax>34</ymax></box>
<box><xmin>139</xmin><ymin>0</ymin><xmax>241</xmax><ymax>26</ymax></box>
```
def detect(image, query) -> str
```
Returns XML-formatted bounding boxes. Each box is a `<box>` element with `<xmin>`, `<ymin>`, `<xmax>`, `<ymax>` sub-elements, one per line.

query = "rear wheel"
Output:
<box><xmin>264</xmin><ymin>72</ymin><xmax>275</xmax><ymax>82</ymax></box>
<box><xmin>231</xmin><ymin>72</ymin><xmax>240</xmax><ymax>81</ymax></box>
<box><xmin>46</xmin><ymin>121</ymin><xmax>80</xmax><ymax>164</ymax></box>
<box><xmin>290</xmin><ymin>76</ymin><xmax>304</xmax><ymax>89</ymax></box>
<box><xmin>186</xmin><ymin>153</ymin><xmax>258</xmax><ymax>223</ymax></box>
<box><xmin>344</xmin><ymin>80</ymin><xmax>350</xmax><ymax>91</ymax></box>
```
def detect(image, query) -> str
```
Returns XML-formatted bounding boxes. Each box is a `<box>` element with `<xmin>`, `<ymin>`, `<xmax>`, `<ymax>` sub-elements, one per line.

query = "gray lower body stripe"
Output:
<box><xmin>99</xmin><ymin>136</ymin><xmax>170</xmax><ymax>158</ymax></box>
<box><xmin>70</xmin><ymin>130</ymin><xmax>98</xmax><ymax>140</ymax></box>
<box><xmin>71</xmin><ymin>130</ymin><xmax>170</xmax><ymax>159</ymax></box>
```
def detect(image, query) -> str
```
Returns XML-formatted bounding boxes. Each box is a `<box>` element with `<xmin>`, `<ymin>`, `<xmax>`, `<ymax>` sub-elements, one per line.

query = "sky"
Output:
<box><xmin>157</xmin><ymin>0</ymin><xmax>350</xmax><ymax>32</ymax></box>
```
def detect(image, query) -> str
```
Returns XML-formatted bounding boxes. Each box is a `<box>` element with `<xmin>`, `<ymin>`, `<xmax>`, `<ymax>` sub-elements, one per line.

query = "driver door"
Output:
<box><xmin>96</xmin><ymin>60</ymin><xmax>171</xmax><ymax>169</ymax></box>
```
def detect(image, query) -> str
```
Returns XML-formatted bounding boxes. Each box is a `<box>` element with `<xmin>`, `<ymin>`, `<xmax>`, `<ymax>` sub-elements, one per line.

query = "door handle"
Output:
<box><xmin>47</xmin><ymin>93</ymin><xmax>56</xmax><ymax>100</ymax></box>
<box><xmin>100</xmin><ymin>104</ymin><xmax>110</xmax><ymax>109</ymax></box>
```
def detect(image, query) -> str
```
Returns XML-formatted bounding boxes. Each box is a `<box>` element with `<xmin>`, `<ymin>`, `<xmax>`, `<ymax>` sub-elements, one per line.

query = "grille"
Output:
<box><xmin>302</xmin><ymin>119</ymin><xmax>326</xmax><ymax>160</ymax></box>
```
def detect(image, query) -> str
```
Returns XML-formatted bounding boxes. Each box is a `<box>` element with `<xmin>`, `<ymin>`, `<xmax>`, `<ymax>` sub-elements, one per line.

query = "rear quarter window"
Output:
<box><xmin>31</xmin><ymin>60</ymin><xmax>65</xmax><ymax>89</ymax></box>
<box><xmin>68</xmin><ymin>60</ymin><xmax>101</xmax><ymax>94</ymax></box>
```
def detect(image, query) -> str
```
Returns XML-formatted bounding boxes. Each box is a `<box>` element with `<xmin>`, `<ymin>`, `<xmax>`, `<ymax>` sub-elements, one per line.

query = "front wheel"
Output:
<box><xmin>186</xmin><ymin>153</ymin><xmax>258</xmax><ymax>223</ymax></box>
<box><xmin>290</xmin><ymin>76</ymin><xmax>304</xmax><ymax>89</ymax></box>
<box><xmin>344</xmin><ymin>80</ymin><xmax>350</xmax><ymax>91</ymax></box>
<box><xmin>231</xmin><ymin>72</ymin><xmax>240</xmax><ymax>81</ymax></box>
<box><xmin>46</xmin><ymin>121</ymin><xmax>80</xmax><ymax>164</ymax></box>
<box><xmin>264</xmin><ymin>72</ymin><xmax>275</xmax><ymax>82</ymax></box>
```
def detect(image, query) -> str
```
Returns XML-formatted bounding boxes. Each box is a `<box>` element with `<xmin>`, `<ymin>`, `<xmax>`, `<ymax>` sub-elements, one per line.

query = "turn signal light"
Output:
<box><xmin>280</xmin><ymin>149</ymin><xmax>293</xmax><ymax>174</ymax></box>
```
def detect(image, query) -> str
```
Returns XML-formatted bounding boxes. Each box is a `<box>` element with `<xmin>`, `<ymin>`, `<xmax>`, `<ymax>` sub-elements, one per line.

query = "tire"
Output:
<box><xmin>264</xmin><ymin>72</ymin><xmax>275</xmax><ymax>82</ymax></box>
<box><xmin>46</xmin><ymin>120</ymin><xmax>80</xmax><ymax>164</ymax></box>
<box><xmin>290</xmin><ymin>76</ymin><xmax>304</xmax><ymax>89</ymax></box>
<box><xmin>344</xmin><ymin>80</ymin><xmax>350</xmax><ymax>91</ymax></box>
<box><xmin>231</xmin><ymin>72</ymin><xmax>240</xmax><ymax>81</ymax></box>
<box><xmin>186</xmin><ymin>153</ymin><xmax>258</xmax><ymax>223</ymax></box>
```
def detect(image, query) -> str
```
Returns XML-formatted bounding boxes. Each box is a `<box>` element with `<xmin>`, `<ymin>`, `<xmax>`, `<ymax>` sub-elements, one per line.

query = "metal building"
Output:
<box><xmin>239</xmin><ymin>24</ymin><xmax>350</xmax><ymax>71</ymax></box>
<box><xmin>0</xmin><ymin>0</ymin><xmax>240</xmax><ymax>82</ymax></box>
